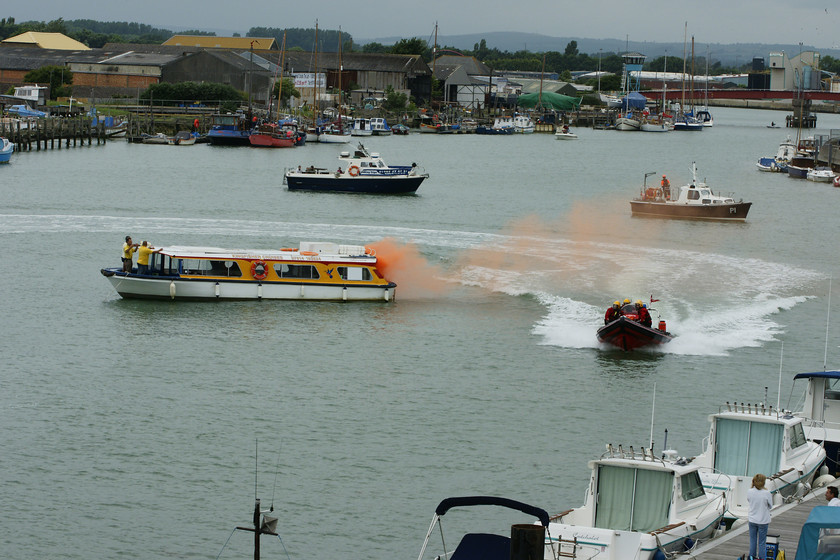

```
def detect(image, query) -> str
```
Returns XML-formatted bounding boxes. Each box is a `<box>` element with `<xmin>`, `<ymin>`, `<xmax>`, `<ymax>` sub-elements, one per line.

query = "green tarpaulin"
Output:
<box><xmin>516</xmin><ymin>92</ymin><xmax>582</xmax><ymax>110</ymax></box>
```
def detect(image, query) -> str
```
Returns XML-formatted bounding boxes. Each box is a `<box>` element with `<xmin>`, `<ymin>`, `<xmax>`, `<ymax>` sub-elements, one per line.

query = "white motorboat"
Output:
<box><xmin>792</xmin><ymin>370</ymin><xmax>840</xmax><ymax>478</ymax></box>
<box><xmin>688</xmin><ymin>402</ymin><xmax>826</xmax><ymax>521</ymax></box>
<box><xmin>416</xmin><ymin>497</ymin><xmax>562</xmax><ymax>560</ymax></box>
<box><xmin>284</xmin><ymin>142</ymin><xmax>428</xmax><ymax>194</ymax></box>
<box><xmin>369</xmin><ymin>117</ymin><xmax>392</xmax><ymax>135</ymax></box>
<box><xmin>494</xmin><ymin>114</ymin><xmax>535</xmax><ymax>134</ymax></box>
<box><xmin>100</xmin><ymin>241</ymin><xmax>397</xmax><ymax>301</ymax></box>
<box><xmin>547</xmin><ymin>444</ymin><xmax>727</xmax><ymax>560</ymax></box>
<box><xmin>554</xmin><ymin>125</ymin><xmax>577</xmax><ymax>140</ymax></box>
<box><xmin>806</xmin><ymin>167</ymin><xmax>836</xmax><ymax>183</ymax></box>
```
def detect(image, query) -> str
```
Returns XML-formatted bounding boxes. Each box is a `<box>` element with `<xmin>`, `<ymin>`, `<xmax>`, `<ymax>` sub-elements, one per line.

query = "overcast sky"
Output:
<box><xmin>9</xmin><ymin>1</ymin><xmax>840</xmax><ymax>50</ymax></box>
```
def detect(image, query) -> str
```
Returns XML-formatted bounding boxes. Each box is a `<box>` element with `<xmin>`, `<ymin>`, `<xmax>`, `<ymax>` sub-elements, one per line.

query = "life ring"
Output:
<box><xmin>348</xmin><ymin>165</ymin><xmax>360</xmax><ymax>177</ymax></box>
<box><xmin>251</xmin><ymin>260</ymin><xmax>268</xmax><ymax>280</ymax></box>
<box><xmin>364</xmin><ymin>246</ymin><xmax>376</xmax><ymax>256</ymax></box>
<box><xmin>300</xmin><ymin>251</ymin><xmax>318</xmax><ymax>256</ymax></box>
<box><xmin>645</xmin><ymin>187</ymin><xmax>656</xmax><ymax>199</ymax></box>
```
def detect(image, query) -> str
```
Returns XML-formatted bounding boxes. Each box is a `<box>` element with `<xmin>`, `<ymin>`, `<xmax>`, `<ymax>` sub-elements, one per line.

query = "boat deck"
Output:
<box><xmin>689</xmin><ymin>485</ymin><xmax>830</xmax><ymax>560</ymax></box>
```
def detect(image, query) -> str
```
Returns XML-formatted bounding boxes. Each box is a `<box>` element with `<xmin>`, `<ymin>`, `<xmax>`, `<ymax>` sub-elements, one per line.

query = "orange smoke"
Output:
<box><xmin>367</xmin><ymin>238</ymin><xmax>450</xmax><ymax>299</ymax></box>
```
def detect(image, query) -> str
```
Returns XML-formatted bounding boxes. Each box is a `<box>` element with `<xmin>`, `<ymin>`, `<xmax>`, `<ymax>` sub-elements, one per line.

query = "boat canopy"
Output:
<box><xmin>794</xmin><ymin>371</ymin><xmax>840</xmax><ymax>380</ymax></box>
<box><xmin>621</xmin><ymin>92</ymin><xmax>647</xmax><ymax>110</ymax></box>
<box><xmin>516</xmin><ymin>92</ymin><xmax>582</xmax><ymax>111</ymax></box>
<box><xmin>795</xmin><ymin>506</ymin><xmax>840</xmax><ymax>559</ymax></box>
<box><xmin>434</xmin><ymin>496</ymin><xmax>550</xmax><ymax>527</ymax></box>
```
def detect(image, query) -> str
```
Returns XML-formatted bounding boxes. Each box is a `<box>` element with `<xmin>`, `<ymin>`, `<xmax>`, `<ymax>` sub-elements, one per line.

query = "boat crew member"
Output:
<box><xmin>661</xmin><ymin>175</ymin><xmax>670</xmax><ymax>200</ymax></box>
<box><xmin>122</xmin><ymin>236</ymin><xmax>139</xmax><ymax>273</ymax></box>
<box><xmin>636</xmin><ymin>300</ymin><xmax>652</xmax><ymax>328</ymax></box>
<box><xmin>605</xmin><ymin>301</ymin><xmax>621</xmax><ymax>324</ymax></box>
<box><xmin>136</xmin><ymin>241</ymin><xmax>162</xmax><ymax>275</ymax></box>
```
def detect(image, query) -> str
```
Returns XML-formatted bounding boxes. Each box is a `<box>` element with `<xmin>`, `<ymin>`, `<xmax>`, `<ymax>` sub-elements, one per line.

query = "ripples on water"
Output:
<box><xmin>2</xmin><ymin>107</ymin><xmax>840</xmax><ymax>559</ymax></box>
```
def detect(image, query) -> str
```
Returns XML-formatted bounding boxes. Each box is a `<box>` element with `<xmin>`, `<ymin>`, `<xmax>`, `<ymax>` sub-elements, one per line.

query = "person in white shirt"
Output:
<box><xmin>826</xmin><ymin>486</ymin><xmax>840</xmax><ymax>506</ymax></box>
<box><xmin>748</xmin><ymin>473</ymin><xmax>773</xmax><ymax>560</ymax></box>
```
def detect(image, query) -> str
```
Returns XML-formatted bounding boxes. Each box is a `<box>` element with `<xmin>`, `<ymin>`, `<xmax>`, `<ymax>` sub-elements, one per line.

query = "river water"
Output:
<box><xmin>2</xmin><ymin>107</ymin><xmax>840</xmax><ymax>559</ymax></box>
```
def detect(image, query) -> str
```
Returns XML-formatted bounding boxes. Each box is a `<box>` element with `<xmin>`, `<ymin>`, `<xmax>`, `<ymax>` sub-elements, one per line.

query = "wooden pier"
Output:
<box><xmin>689</xmin><ymin>485</ymin><xmax>831</xmax><ymax>560</ymax></box>
<box><xmin>0</xmin><ymin>117</ymin><xmax>107</xmax><ymax>151</ymax></box>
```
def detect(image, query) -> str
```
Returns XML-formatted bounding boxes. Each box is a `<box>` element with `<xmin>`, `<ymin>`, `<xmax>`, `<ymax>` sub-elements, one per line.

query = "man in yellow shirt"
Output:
<box><xmin>122</xmin><ymin>235</ymin><xmax>138</xmax><ymax>272</ymax></box>
<box><xmin>136</xmin><ymin>241</ymin><xmax>162</xmax><ymax>275</ymax></box>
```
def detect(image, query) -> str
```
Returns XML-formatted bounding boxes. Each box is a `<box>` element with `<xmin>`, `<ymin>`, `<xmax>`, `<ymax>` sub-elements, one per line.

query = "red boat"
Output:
<box><xmin>597</xmin><ymin>302</ymin><xmax>673</xmax><ymax>351</ymax></box>
<box><xmin>249</xmin><ymin>124</ymin><xmax>296</xmax><ymax>148</ymax></box>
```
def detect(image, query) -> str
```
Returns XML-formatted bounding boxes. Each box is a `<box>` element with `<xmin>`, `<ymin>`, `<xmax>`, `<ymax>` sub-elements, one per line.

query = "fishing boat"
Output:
<box><xmin>167</xmin><ymin>131</ymin><xmax>196</xmax><ymax>145</ymax></box>
<box><xmin>284</xmin><ymin>143</ymin><xmax>428</xmax><ymax>194</ymax></box>
<box><xmin>0</xmin><ymin>137</ymin><xmax>14</xmax><ymax>163</ymax></box>
<box><xmin>249</xmin><ymin>123</ymin><xmax>295</xmax><ymax>148</ymax></box>
<box><xmin>597</xmin><ymin>300</ymin><xmax>672</xmax><ymax>351</ymax></box>
<box><xmin>615</xmin><ymin>112</ymin><xmax>641</xmax><ymax>131</ymax></box>
<box><xmin>688</xmin><ymin>401</ymin><xmax>826</xmax><ymax>522</ymax></box>
<box><xmin>547</xmin><ymin>444</ymin><xmax>727</xmax><ymax>560</ymax></box>
<box><xmin>370</xmin><ymin>117</ymin><xmax>392</xmax><ymax>135</ymax></box>
<box><xmin>351</xmin><ymin>118</ymin><xmax>373</xmax><ymax>137</ymax></box>
<box><xmin>100</xmin><ymin>241</ymin><xmax>396</xmax><ymax>301</ymax></box>
<box><xmin>207</xmin><ymin>113</ymin><xmax>252</xmax><ymax>146</ymax></box>
<box><xmin>416</xmin><ymin>497</ymin><xmax>561</xmax><ymax>560</ymax></box>
<box><xmin>392</xmin><ymin>123</ymin><xmax>410</xmax><ymax>135</ymax></box>
<box><xmin>629</xmin><ymin>164</ymin><xmax>752</xmax><ymax>221</ymax></box>
<box><xmin>756</xmin><ymin>136</ymin><xmax>796</xmax><ymax>172</ymax></box>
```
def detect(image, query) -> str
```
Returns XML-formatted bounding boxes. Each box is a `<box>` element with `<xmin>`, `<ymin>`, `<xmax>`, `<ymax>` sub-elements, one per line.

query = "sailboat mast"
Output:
<box><xmin>276</xmin><ymin>31</ymin><xmax>286</xmax><ymax>121</ymax></box>
<box><xmin>313</xmin><ymin>21</ymin><xmax>318</xmax><ymax>114</ymax></box>
<box><xmin>433</xmin><ymin>22</ymin><xmax>438</xmax><ymax>74</ymax></box>
<box><xmin>681</xmin><ymin>22</ymin><xmax>687</xmax><ymax>111</ymax></box>
<box><xmin>690</xmin><ymin>36</ymin><xmax>695</xmax><ymax>112</ymax></box>
<box><xmin>337</xmin><ymin>27</ymin><xmax>343</xmax><ymax>133</ymax></box>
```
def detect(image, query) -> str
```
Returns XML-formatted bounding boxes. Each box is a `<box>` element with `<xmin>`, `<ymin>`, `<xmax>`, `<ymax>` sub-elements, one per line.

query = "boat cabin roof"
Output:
<box><xmin>156</xmin><ymin>242</ymin><xmax>376</xmax><ymax>263</ymax></box>
<box><xmin>795</xmin><ymin>370</ymin><xmax>840</xmax><ymax>380</ymax></box>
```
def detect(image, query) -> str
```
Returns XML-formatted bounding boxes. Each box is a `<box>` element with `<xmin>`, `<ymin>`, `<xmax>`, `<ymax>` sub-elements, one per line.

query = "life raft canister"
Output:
<box><xmin>251</xmin><ymin>260</ymin><xmax>268</xmax><ymax>280</ymax></box>
<box><xmin>658</xmin><ymin>320</ymin><xmax>667</xmax><ymax>331</ymax></box>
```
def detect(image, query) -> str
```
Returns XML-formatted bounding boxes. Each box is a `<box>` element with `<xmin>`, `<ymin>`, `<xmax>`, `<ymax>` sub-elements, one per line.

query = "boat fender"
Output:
<box><xmin>169</xmin><ymin>280</ymin><xmax>176</xmax><ymax>299</ymax></box>
<box><xmin>251</xmin><ymin>260</ymin><xmax>268</xmax><ymax>280</ymax></box>
<box><xmin>348</xmin><ymin>165</ymin><xmax>360</xmax><ymax>177</ymax></box>
<box><xmin>813</xmin><ymin>474</ymin><xmax>835</xmax><ymax>488</ymax></box>
<box><xmin>658</xmin><ymin>320</ymin><xmax>666</xmax><ymax>332</ymax></box>
<box><xmin>683</xmin><ymin>538</ymin><xmax>695</xmax><ymax>552</ymax></box>
<box><xmin>652</xmin><ymin>549</ymin><xmax>667</xmax><ymax>560</ymax></box>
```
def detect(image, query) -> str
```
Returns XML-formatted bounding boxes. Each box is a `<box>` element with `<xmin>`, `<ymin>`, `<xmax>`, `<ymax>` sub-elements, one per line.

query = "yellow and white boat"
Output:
<box><xmin>100</xmin><ymin>242</ymin><xmax>396</xmax><ymax>301</ymax></box>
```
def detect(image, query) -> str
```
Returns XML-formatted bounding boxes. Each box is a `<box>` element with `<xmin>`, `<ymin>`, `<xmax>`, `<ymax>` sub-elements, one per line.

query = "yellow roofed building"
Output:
<box><xmin>1</xmin><ymin>32</ymin><xmax>90</xmax><ymax>50</ymax></box>
<box><xmin>162</xmin><ymin>35</ymin><xmax>278</xmax><ymax>50</ymax></box>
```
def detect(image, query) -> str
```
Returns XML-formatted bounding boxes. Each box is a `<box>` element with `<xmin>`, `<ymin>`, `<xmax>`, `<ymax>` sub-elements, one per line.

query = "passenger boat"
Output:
<box><xmin>597</xmin><ymin>301</ymin><xmax>672</xmax><ymax>351</ymax></box>
<box><xmin>416</xmin><ymin>497</ymin><xmax>561</xmax><ymax>560</ymax></box>
<box><xmin>100</xmin><ymin>241</ymin><xmax>396</xmax><ymax>301</ymax></box>
<box><xmin>756</xmin><ymin>136</ymin><xmax>796</xmax><ymax>172</ymax></box>
<box><xmin>284</xmin><ymin>143</ymin><xmax>428</xmax><ymax>194</ymax></box>
<box><xmin>0</xmin><ymin>137</ymin><xmax>14</xmax><ymax>163</ymax></box>
<box><xmin>547</xmin><ymin>444</ymin><xmax>727</xmax><ymax>560</ymax></box>
<box><xmin>369</xmin><ymin>117</ymin><xmax>392</xmax><ymax>135</ymax></box>
<box><xmin>249</xmin><ymin>123</ymin><xmax>295</xmax><ymax>148</ymax></box>
<box><xmin>207</xmin><ymin>113</ymin><xmax>252</xmax><ymax>146</ymax></box>
<box><xmin>629</xmin><ymin>163</ymin><xmax>752</xmax><ymax>221</ymax></box>
<box><xmin>795</xmin><ymin>507</ymin><xmax>840</xmax><ymax>558</ymax></box>
<box><xmin>688</xmin><ymin>401</ymin><xmax>826</xmax><ymax>522</ymax></box>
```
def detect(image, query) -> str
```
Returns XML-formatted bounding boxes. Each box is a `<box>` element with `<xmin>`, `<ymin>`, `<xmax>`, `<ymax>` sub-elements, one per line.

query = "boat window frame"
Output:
<box><xmin>680</xmin><ymin>470</ymin><xmax>706</xmax><ymax>502</ymax></box>
<box><xmin>273</xmin><ymin>263</ymin><xmax>321</xmax><ymax>280</ymax></box>
<box><xmin>789</xmin><ymin>422</ymin><xmax>807</xmax><ymax>450</ymax></box>
<box><xmin>337</xmin><ymin>266</ymin><xmax>372</xmax><ymax>281</ymax></box>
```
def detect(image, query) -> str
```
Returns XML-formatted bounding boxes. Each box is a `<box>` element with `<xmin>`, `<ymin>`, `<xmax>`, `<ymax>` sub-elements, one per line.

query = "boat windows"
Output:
<box><xmin>789</xmin><ymin>423</ymin><xmax>807</xmax><ymax>450</ymax></box>
<box><xmin>713</xmin><ymin>418</ymin><xmax>783</xmax><ymax>476</ymax></box>
<box><xmin>680</xmin><ymin>471</ymin><xmax>706</xmax><ymax>501</ymax></box>
<box><xmin>594</xmin><ymin>465</ymin><xmax>672</xmax><ymax>532</ymax></box>
<box><xmin>148</xmin><ymin>253</ymin><xmax>179</xmax><ymax>276</ymax></box>
<box><xmin>687</xmin><ymin>190</ymin><xmax>700</xmax><ymax>201</ymax></box>
<box><xmin>180</xmin><ymin>259</ymin><xmax>243</xmax><ymax>277</ymax></box>
<box><xmin>337</xmin><ymin>266</ymin><xmax>372</xmax><ymax>281</ymax></box>
<box><xmin>274</xmin><ymin>263</ymin><xmax>320</xmax><ymax>279</ymax></box>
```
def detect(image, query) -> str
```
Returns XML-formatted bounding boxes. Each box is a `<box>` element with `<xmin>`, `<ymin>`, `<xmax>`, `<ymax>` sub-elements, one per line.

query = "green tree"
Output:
<box><xmin>382</xmin><ymin>85</ymin><xmax>407</xmax><ymax>110</ymax></box>
<box><xmin>140</xmin><ymin>81</ymin><xmax>244</xmax><ymax>106</ymax></box>
<box><xmin>23</xmin><ymin>65</ymin><xmax>72</xmax><ymax>99</ymax></box>
<box><xmin>564</xmin><ymin>41</ymin><xmax>579</xmax><ymax>56</ymax></box>
<box><xmin>390</xmin><ymin>37</ymin><xmax>428</xmax><ymax>57</ymax></box>
<box><xmin>272</xmin><ymin>77</ymin><xmax>300</xmax><ymax>106</ymax></box>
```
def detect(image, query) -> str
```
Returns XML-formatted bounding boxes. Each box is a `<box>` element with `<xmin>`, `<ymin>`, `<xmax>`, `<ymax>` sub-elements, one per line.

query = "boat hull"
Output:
<box><xmin>285</xmin><ymin>174</ymin><xmax>426</xmax><ymax>194</ymax></box>
<box><xmin>208</xmin><ymin>131</ymin><xmax>251</xmax><ymax>146</ymax></box>
<box><xmin>597</xmin><ymin>316</ymin><xmax>673</xmax><ymax>350</ymax></box>
<box><xmin>249</xmin><ymin>134</ymin><xmax>294</xmax><ymax>148</ymax></box>
<box><xmin>629</xmin><ymin>200</ymin><xmax>752</xmax><ymax>221</ymax></box>
<box><xmin>101</xmin><ymin>270</ymin><xmax>396</xmax><ymax>301</ymax></box>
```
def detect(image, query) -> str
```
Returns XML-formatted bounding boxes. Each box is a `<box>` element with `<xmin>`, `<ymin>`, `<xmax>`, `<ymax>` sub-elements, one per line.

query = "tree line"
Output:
<box><xmin>2</xmin><ymin>16</ymin><xmax>838</xmax><ymax>79</ymax></box>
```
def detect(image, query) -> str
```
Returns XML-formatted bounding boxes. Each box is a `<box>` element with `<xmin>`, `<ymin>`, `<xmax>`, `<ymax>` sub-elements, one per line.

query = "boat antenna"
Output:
<box><xmin>777</xmin><ymin>341</ymin><xmax>783</xmax><ymax>410</ymax></box>
<box><xmin>825</xmin><ymin>275</ymin><xmax>832</xmax><ymax>371</ymax></box>
<box><xmin>254</xmin><ymin>438</ymin><xmax>259</xmax><ymax>501</ymax></box>
<box><xmin>270</xmin><ymin>441</ymin><xmax>282</xmax><ymax>511</ymax></box>
<box><xmin>649</xmin><ymin>382</ymin><xmax>657</xmax><ymax>449</ymax></box>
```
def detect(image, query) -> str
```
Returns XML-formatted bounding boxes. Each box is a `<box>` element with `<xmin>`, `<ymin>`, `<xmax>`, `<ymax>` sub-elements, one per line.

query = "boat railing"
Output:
<box><xmin>601</xmin><ymin>443</ymin><xmax>671</xmax><ymax>466</ymax></box>
<box><xmin>719</xmin><ymin>401</ymin><xmax>787</xmax><ymax>418</ymax></box>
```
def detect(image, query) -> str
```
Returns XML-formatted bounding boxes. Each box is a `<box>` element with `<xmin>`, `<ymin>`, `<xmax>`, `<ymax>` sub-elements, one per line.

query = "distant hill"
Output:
<box><xmin>355</xmin><ymin>31</ymin><xmax>840</xmax><ymax>67</ymax></box>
